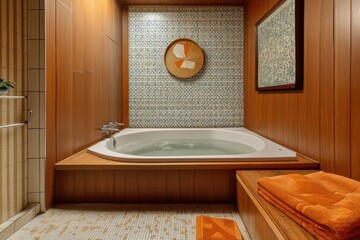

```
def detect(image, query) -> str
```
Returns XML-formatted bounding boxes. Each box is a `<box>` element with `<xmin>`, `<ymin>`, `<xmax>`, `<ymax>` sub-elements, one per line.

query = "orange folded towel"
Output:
<box><xmin>196</xmin><ymin>216</ymin><xmax>243</xmax><ymax>240</ymax></box>
<box><xmin>257</xmin><ymin>171</ymin><xmax>360</xmax><ymax>240</ymax></box>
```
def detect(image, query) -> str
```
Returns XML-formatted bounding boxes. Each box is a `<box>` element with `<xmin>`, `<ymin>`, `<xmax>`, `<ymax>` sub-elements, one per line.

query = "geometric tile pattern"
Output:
<box><xmin>129</xmin><ymin>7</ymin><xmax>244</xmax><ymax>127</ymax></box>
<box><xmin>8</xmin><ymin>203</ymin><xmax>250</xmax><ymax>240</ymax></box>
<box><xmin>27</xmin><ymin>0</ymin><xmax>46</xmax><ymax>213</ymax></box>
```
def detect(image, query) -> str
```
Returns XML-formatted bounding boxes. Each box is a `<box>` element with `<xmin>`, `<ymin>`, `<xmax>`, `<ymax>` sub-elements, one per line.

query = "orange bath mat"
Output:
<box><xmin>196</xmin><ymin>216</ymin><xmax>243</xmax><ymax>240</ymax></box>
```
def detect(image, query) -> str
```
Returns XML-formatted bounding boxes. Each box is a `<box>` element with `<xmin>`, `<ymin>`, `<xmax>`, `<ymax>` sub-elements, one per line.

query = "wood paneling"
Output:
<box><xmin>46</xmin><ymin>0</ymin><xmax>57</xmax><ymax>210</ymax></box>
<box><xmin>55</xmin><ymin>170</ymin><xmax>236</xmax><ymax>203</ymax></box>
<box><xmin>46</xmin><ymin>0</ymin><xmax>123</xmax><ymax>207</ymax></box>
<box><xmin>244</xmin><ymin>0</ymin><xmax>358</xmax><ymax>179</ymax></box>
<box><xmin>103</xmin><ymin>36</ymin><xmax>120</xmax><ymax>122</ymax></box>
<box><xmin>121</xmin><ymin>0</ymin><xmax>243</xmax><ymax>5</ymax></box>
<box><xmin>59</xmin><ymin>0</ymin><xmax>72</xmax><ymax>8</ymax></box>
<box><xmin>53</xmin><ymin>152</ymin><xmax>318</xmax><ymax>203</ymax></box>
<box><xmin>54</xmin><ymin>150</ymin><xmax>319</xmax><ymax>171</ymax></box>
<box><xmin>121</xmin><ymin>8</ymin><xmax>129</xmax><ymax>127</ymax></box>
<box><xmin>319</xmin><ymin>0</ymin><xmax>335</xmax><ymax>174</ymax></box>
<box><xmin>304</xmin><ymin>0</ymin><xmax>320</xmax><ymax>161</ymax></box>
<box><xmin>56</xmin><ymin>0</ymin><xmax>73</xmax><ymax>162</ymax></box>
<box><xmin>351</xmin><ymin>0</ymin><xmax>360</xmax><ymax>180</ymax></box>
<box><xmin>334</xmin><ymin>0</ymin><xmax>351</xmax><ymax>177</ymax></box>
<box><xmin>53</xmin><ymin>0</ymin><xmax>122</xmax><ymax>161</ymax></box>
<box><xmin>237</xmin><ymin>178</ymin><xmax>278</xmax><ymax>240</ymax></box>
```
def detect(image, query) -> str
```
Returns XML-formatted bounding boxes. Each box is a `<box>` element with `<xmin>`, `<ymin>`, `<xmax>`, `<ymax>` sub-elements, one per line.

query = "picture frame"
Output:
<box><xmin>255</xmin><ymin>0</ymin><xmax>303</xmax><ymax>91</ymax></box>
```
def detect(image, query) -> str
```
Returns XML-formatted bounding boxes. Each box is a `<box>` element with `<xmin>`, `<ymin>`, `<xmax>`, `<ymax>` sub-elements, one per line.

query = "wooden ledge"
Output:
<box><xmin>54</xmin><ymin>150</ymin><xmax>319</xmax><ymax>171</ymax></box>
<box><xmin>236</xmin><ymin>170</ymin><xmax>317</xmax><ymax>240</ymax></box>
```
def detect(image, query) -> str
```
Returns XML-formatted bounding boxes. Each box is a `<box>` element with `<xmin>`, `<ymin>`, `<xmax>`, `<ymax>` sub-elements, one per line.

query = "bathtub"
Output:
<box><xmin>87</xmin><ymin>128</ymin><xmax>297</xmax><ymax>162</ymax></box>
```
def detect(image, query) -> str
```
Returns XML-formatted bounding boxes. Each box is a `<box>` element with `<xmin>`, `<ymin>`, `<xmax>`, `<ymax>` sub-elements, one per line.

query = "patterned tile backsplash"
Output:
<box><xmin>129</xmin><ymin>6</ymin><xmax>244</xmax><ymax>127</ymax></box>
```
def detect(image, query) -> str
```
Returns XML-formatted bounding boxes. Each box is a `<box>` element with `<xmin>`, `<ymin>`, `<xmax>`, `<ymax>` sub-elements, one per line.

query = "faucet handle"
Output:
<box><xmin>109</xmin><ymin>122</ymin><xmax>124</xmax><ymax>127</ymax></box>
<box><xmin>101</xmin><ymin>129</ymin><xmax>109</xmax><ymax>134</ymax></box>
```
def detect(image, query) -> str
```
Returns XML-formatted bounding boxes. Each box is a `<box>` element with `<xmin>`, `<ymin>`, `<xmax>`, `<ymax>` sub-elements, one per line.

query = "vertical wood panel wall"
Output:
<box><xmin>244</xmin><ymin>0</ymin><xmax>360</xmax><ymax>180</ymax></box>
<box><xmin>0</xmin><ymin>0</ymin><xmax>27</xmax><ymax>224</ymax></box>
<box><xmin>55</xmin><ymin>0</ymin><xmax>122</xmax><ymax>159</ymax></box>
<box><xmin>46</xmin><ymin>0</ymin><xmax>122</xmax><ymax>207</ymax></box>
<box><xmin>55</xmin><ymin>170</ymin><xmax>236</xmax><ymax>203</ymax></box>
<box><xmin>351</xmin><ymin>1</ymin><xmax>360</xmax><ymax>180</ymax></box>
<box><xmin>45</xmin><ymin>0</ymin><xmax>57</xmax><ymax>211</ymax></box>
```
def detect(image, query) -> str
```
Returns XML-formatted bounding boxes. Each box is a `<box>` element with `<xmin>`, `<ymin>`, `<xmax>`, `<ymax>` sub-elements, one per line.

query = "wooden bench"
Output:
<box><xmin>236</xmin><ymin>170</ymin><xmax>317</xmax><ymax>240</ymax></box>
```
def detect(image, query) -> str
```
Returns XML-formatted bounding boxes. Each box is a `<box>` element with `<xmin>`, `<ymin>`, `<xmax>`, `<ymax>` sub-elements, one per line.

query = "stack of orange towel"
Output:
<box><xmin>257</xmin><ymin>171</ymin><xmax>360</xmax><ymax>240</ymax></box>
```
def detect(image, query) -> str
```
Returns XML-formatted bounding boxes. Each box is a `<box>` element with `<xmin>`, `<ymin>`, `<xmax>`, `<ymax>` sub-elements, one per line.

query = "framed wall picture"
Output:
<box><xmin>255</xmin><ymin>0</ymin><xmax>303</xmax><ymax>91</ymax></box>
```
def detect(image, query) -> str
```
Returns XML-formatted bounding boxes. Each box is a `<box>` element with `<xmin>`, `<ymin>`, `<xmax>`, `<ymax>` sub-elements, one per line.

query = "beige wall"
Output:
<box><xmin>27</xmin><ymin>0</ymin><xmax>46</xmax><ymax>211</ymax></box>
<box><xmin>0</xmin><ymin>0</ymin><xmax>28</xmax><ymax>224</ymax></box>
<box><xmin>0</xmin><ymin>0</ymin><xmax>46</xmax><ymax>225</ymax></box>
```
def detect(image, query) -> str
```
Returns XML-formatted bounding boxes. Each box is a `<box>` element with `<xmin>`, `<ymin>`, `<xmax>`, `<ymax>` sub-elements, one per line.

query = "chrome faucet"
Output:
<box><xmin>109</xmin><ymin>122</ymin><xmax>124</xmax><ymax>127</ymax></box>
<box><xmin>101</xmin><ymin>122</ymin><xmax>124</xmax><ymax>134</ymax></box>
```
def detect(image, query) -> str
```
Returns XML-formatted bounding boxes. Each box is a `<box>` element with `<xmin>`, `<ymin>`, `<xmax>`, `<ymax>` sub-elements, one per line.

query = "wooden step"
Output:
<box><xmin>236</xmin><ymin>170</ymin><xmax>317</xmax><ymax>240</ymax></box>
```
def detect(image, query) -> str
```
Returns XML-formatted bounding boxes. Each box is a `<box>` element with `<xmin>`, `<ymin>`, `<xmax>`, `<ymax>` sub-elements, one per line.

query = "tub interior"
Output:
<box><xmin>88</xmin><ymin>128</ymin><xmax>297</xmax><ymax>162</ymax></box>
<box><xmin>106</xmin><ymin>129</ymin><xmax>266</xmax><ymax>157</ymax></box>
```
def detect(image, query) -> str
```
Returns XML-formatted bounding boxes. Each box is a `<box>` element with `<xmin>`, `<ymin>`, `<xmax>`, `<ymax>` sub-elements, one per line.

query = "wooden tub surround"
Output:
<box><xmin>54</xmin><ymin>151</ymin><xmax>318</xmax><ymax>203</ymax></box>
<box><xmin>236</xmin><ymin>170</ymin><xmax>317</xmax><ymax>240</ymax></box>
<box><xmin>55</xmin><ymin>151</ymin><xmax>318</xmax><ymax>171</ymax></box>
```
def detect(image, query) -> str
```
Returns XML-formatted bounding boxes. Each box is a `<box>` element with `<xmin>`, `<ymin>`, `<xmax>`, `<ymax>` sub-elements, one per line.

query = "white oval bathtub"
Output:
<box><xmin>87</xmin><ymin>128</ymin><xmax>297</xmax><ymax>162</ymax></box>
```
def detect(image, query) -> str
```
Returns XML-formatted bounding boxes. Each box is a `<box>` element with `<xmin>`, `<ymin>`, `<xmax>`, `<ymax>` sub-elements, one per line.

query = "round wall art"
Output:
<box><xmin>164</xmin><ymin>38</ymin><xmax>204</xmax><ymax>79</ymax></box>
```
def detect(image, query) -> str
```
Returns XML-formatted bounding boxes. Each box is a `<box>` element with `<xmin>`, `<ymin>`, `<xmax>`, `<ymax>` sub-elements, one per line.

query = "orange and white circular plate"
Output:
<box><xmin>164</xmin><ymin>38</ymin><xmax>204</xmax><ymax>79</ymax></box>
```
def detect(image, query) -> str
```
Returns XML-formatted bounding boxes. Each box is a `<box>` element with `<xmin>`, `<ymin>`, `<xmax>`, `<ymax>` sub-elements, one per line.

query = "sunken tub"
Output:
<box><xmin>87</xmin><ymin>128</ymin><xmax>296</xmax><ymax>162</ymax></box>
<box><xmin>55</xmin><ymin>128</ymin><xmax>318</xmax><ymax>203</ymax></box>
